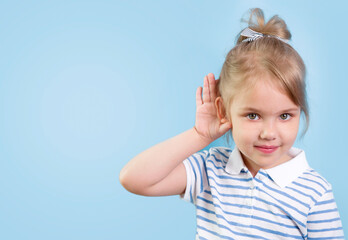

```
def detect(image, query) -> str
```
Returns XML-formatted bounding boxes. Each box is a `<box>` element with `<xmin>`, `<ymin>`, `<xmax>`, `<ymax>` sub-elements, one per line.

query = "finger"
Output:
<box><xmin>196</xmin><ymin>86</ymin><xmax>203</xmax><ymax>107</ymax></box>
<box><xmin>215</xmin><ymin>78</ymin><xmax>221</xmax><ymax>97</ymax></box>
<box><xmin>219</xmin><ymin>122</ymin><xmax>232</xmax><ymax>134</ymax></box>
<box><xmin>203</xmin><ymin>75</ymin><xmax>211</xmax><ymax>102</ymax></box>
<box><xmin>207</xmin><ymin>73</ymin><xmax>217</xmax><ymax>100</ymax></box>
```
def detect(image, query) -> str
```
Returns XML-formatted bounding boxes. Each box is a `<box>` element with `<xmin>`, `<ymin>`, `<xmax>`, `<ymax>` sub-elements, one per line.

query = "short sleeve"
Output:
<box><xmin>307</xmin><ymin>187</ymin><xmax>344</xmax><ymax>239</ymax></box>
<box><xmin>180</xmin><ymin>149</ymin><xmax>210</xmax><ymax>204</ymax></box>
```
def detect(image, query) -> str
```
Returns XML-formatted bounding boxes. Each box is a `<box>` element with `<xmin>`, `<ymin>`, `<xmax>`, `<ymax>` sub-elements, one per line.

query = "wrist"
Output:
<box><xmin>192</xmin><ymin>127</ymin><xmax>213</xmax><ymax>147</ymax></box>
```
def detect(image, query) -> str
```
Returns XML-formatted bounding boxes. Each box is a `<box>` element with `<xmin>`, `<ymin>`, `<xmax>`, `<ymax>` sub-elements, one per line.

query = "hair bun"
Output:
<box><xmin>238</xmin><ymin>8</ymin><xmax>291</xmax><ymax>43</ymax></box>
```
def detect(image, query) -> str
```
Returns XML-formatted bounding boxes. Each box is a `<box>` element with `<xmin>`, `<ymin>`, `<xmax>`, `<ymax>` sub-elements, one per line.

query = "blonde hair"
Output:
<box><xmin>218</xmin><ymin>8</ymin><xmax>309</xmax><ymax>145</ymax></box>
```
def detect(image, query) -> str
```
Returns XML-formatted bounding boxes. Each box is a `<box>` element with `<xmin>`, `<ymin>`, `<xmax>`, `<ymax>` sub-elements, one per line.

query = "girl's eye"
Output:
<box><xmin>247</xmin><ymin>113</ymin><xmax>259</xmax><ymax>120</ymax></box>
<box><xmin>280</xmin><ymin>113</ymin><xmax>291</xmax><ymax>120</ymax></box>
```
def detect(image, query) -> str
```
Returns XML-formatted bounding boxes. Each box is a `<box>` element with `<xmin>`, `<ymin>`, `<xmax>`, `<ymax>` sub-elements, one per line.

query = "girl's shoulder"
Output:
<box><xmin>297</xmin><ymin>168</ymin><xmax>333</xmax><ymax>197</ymax></box>
<box><xmin>201</xmin><ymin>146</ymin><xmax>233</xmax><ymax>160</ymax></box>
<box><xmin>193</xmin><ymin>147</ymin><xmax>233</xmax><ymax>167</ymax></box>
<box><xmin>208</xmin><ymin>146</ymin><xmax>233</xmax><ymax>154</ymax></box>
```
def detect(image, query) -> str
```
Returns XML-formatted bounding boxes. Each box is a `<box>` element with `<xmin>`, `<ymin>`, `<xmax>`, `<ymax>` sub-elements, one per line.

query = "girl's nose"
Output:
<box><xmin>259</xmin><ymin>122</ymin><xmax>276</xmax><ymax>140</ymax></box>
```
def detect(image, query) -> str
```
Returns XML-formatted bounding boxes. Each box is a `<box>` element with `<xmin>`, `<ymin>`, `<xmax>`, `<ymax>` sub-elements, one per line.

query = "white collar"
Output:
<box><xmin>225</xmin><ymin>148</ymin><xmax>249</xmax><ymax>174</ymax></box>
<box><xmin>225</xmin><ymin>147</ymin><xmax>310</xmax><ymax>188</ymax></box>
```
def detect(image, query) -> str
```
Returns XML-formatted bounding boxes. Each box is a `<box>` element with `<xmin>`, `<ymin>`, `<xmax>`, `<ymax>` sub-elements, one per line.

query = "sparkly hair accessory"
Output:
<box><xmin>241</xmin><ymin>27</ymin><xmax>289</xmax><ymax>44</ymax></box>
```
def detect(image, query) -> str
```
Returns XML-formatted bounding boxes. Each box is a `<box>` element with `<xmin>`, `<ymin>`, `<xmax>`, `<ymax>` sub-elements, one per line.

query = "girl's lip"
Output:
<box><xmin>255</xmin><ymin>145</ymin><xmax>279</xmax><ymax>154</ymax></box>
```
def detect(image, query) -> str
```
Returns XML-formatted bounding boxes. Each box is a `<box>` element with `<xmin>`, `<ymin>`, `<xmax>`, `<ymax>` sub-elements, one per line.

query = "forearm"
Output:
<box><xmin>119</xmin><ymin>127</ymin><xmax>211</xmax><ymax>192</ymax></box>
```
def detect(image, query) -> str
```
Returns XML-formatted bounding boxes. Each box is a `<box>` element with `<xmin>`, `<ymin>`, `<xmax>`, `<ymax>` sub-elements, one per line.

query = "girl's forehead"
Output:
<box><xmin>232</xmin><ymin>79</ymin><xmax>299</xmax><ymax>112</ymax></box>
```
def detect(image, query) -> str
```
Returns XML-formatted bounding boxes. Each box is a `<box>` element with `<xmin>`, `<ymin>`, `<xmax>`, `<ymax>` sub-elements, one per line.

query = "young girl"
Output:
<box><xmin>120</xmin><ymin>8</ymin><xmax>344</xmax><ymax>239</ymax></box>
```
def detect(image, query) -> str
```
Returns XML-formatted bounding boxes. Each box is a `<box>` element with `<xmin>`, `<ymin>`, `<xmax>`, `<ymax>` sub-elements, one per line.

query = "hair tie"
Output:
<box><xmin>241</xmin><ymin>27</ymin><xmax>289</xmax><ymax>44</ymax></box>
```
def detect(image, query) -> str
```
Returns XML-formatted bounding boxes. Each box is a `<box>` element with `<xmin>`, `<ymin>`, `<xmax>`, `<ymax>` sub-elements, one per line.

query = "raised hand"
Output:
<box><xmin>194</xmin><ymin>73</ymin><xmax>232</xmax><ymax>143</ymax></box>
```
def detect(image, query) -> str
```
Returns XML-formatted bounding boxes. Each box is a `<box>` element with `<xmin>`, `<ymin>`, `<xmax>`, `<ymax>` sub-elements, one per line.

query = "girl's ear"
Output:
<box><xmin>215</xmin><ymin>97</ymin><xmax>230</xmax><ymax>124</ymax></box>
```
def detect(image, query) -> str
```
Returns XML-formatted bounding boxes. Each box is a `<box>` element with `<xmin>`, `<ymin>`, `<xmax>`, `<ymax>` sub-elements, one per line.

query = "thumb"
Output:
<box><xmin>219</xmin><ymin>122</ymin><xmax>232</xmax><ymax>134</ymax></box>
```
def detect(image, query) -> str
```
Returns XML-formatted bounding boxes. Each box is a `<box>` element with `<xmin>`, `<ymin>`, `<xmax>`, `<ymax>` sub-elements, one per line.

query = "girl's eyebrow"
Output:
<box><xmin>240</xmin><ymin>107</ymin><xmax>300</xmax><ymax>113</ymax></box>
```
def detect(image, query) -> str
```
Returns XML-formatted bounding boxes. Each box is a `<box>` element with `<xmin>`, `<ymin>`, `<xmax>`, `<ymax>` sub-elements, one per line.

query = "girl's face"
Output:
<box><xmin>229</xmin><ymin>78</ymin><xmax>301</xmax><ymax>177</ymax></box>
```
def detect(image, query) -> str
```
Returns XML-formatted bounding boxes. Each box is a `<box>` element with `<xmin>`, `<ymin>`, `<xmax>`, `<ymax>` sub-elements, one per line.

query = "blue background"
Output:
<box><xmin>1</xmin><ymin>0</ymin><xmax>347</xmax><ymax>239</ymax></box>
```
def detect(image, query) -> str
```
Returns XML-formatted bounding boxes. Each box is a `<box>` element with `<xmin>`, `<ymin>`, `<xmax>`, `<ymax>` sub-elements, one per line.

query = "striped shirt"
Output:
<box><xmin>181</xmin><ymin>147</ymin><xmax>344</xmax><ymax>239</ymax></box>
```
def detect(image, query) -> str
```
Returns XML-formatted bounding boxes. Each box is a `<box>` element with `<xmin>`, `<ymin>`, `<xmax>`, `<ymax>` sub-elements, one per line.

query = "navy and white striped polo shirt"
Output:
<box><xmin>181</xmin><ymin>147</ymin><xmax>344</xmax><ymax>239</ymax></box>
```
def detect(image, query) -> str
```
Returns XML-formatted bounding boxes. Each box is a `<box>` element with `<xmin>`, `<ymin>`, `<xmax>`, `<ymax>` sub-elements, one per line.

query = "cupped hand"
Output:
<box><xmin>194</xmin><ymin>73</ymin><xmax>232</xmax><ymax>143</ymax></box>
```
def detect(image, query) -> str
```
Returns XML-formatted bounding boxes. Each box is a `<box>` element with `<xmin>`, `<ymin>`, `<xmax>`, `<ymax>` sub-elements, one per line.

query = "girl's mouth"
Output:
<box><xmin>254</xmin><ymin>145</ymin><xmax>278</xmax><ymax>154</ymax></box>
